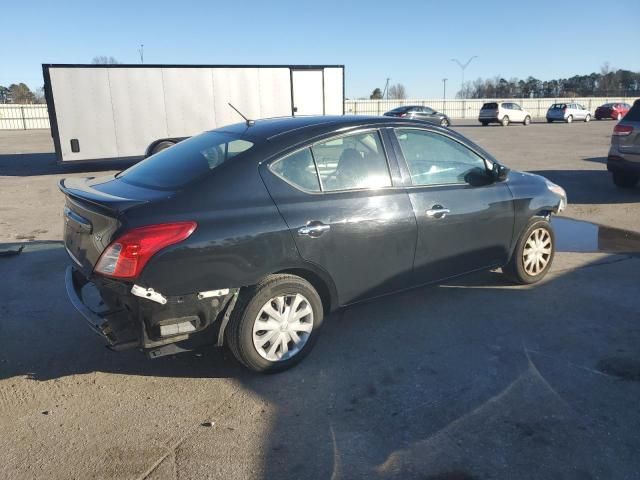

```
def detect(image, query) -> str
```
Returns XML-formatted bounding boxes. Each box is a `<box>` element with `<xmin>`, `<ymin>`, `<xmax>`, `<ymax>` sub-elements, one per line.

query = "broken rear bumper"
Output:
<box><xmin>65</xmin><ymin>266</ymin><xmax>238</xmax><ymax>357</ymax></box>
<box><xmin>65</xmin><ymin>266</ymin><xmax>139</xmax><ymax>350</ymax></box>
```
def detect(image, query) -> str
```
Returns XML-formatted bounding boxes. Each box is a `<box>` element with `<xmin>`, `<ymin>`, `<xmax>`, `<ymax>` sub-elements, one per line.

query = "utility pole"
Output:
<box><xmin>139</xmin><ymin>44</ymin><xmax>144</xmax><ymax>64</ymax></box>
<box><xmin>451</xmin><ymin>56</ymin><xmax>477</xmax><ymax>98</ymax></box>
<box><xmin>442</xmin><ymin>78</ymin><xmax>447</xmax><ymax>99</ymax></box>
<box><xmin>382</xmin><ymin>78</ymin><xmax>390</xmax><ymax>100</ymax></box>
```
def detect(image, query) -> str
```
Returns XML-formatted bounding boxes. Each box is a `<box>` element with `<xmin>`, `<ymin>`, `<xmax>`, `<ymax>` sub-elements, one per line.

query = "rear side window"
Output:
<box><xmin>312</xmin><ymin>131</ymin><xmax>391</xmax><ymax>191</ymax></box>
<box><xmin>624</xmin><ymin>101</ymin><xmax>640</xmax><ymax>121</ymax></box>
<box><xmin>270</xmin><ymin>148</ymin><xmax>320</xmax><ymax>192</ymax></box>
<box><xmin>482</xmin><ymin>103</ymin><xmax>498</xmax><ymax>110</ymax></box>
<box><xmin>395</xmin><ymin>129</ymin><xmax>487</xmax><ymax>186</ymax></box>
<box><xmin>119</xmin><ymin>132</ymin><xmax>254</xmax><ymax>190</ymax></box>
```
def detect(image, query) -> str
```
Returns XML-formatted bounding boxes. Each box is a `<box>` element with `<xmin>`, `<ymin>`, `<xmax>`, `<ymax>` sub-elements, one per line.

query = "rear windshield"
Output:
<box><xmin>481</xmin><ymin>103</ymin><xmax>498</xmax><ymax>109</ymax></box>
<box><xmin>550</xmin><ymin>104</ymin><xmax>566</xmax><ymax>109</ymax></box>
<box><xmin>624</xmin><ymin>101</ymin><xmax>640</xmax><ymax>122</ymax></box>
<box><xmin>118</xmin><ymin>132</ymin><xmax>254</xmax><ymax>190</ymax></box>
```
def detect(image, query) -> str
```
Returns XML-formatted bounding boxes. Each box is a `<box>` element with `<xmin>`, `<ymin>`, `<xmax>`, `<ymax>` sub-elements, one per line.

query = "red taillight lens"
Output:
<box><xmin>613</xmin><ymin>124</ymin><xmax>633</xmax><ymax>136</ymax></box>
<box><xmin>94</xmin><ymin>222</ymin><xmax>197</xmax><ymax>279</ymax></box>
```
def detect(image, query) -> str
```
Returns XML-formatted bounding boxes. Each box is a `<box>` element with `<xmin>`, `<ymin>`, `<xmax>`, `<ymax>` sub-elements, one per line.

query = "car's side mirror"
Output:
<box><xmin>493</xmin><ymin>164</ymin><xmax>510</xmax><ymax>182</ymax></box>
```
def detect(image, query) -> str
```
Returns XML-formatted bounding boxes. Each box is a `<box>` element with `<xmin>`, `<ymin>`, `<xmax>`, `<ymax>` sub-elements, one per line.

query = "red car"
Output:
<box><xmin>595</xmin><ymin>102</ymin><xmax>632</xmax><ymax>121</ymax></box>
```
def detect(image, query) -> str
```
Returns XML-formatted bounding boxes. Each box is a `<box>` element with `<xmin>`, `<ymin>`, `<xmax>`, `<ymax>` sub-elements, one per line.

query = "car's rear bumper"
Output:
<box><xmin>607</xmin><ymin>154</ymin><xmax>640</xmax><ymax>174</ymax></box>
<box><xmin>65</xmin><ymin>266</ymin><xmax>239</xmax><ymax>357</ymax></box>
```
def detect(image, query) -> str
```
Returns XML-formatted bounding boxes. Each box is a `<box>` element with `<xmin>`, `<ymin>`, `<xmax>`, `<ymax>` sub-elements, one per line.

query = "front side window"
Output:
<box><xmin>395</xmin><ymin>129</ymin><xmax>487</xmax><ymax>186</ymax></box>
<box><xmin>512</xmin><ymin>103</ymin><xmax>522</xmax><ymax>111</ymax></box>
<box><xmin>311</xmin><ymin>131</ymin><xmax>391</xmax><ymax>191</ymax></box>
<box><xmin>270</xmin><ymin>148</ymin><xmax>320</xmax><ymax>192</ymax></box>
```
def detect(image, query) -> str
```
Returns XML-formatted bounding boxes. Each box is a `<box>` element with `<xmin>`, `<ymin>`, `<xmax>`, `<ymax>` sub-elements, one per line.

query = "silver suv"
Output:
<box><xmin>546</xmin><ymin>103</ymin><xmax>592</xmax><ymax>123</ymax></box>
<box><xmin>607</xmin><ymin>99</ymin><xmax>640</xmax><ymax>188</ymax></box>
<box><xmin>479</xmin><ymin>102</ymin><xmax>532</xmax><ymax>127</ymax></box>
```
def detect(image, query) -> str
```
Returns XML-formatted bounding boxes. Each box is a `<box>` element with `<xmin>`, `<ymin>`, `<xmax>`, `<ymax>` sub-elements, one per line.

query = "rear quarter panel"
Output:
<box><xmin>126</xmin><ymin>157</ymin><xmax>302</xmax><ymax>296</ymax></box>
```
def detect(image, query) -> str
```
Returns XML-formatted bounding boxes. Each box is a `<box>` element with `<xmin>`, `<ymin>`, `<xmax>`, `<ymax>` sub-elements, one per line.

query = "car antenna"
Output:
<box><xmin>228</xmin><ymin>103</ymin><xmax>255</xmax><ymax>127</ymax></box>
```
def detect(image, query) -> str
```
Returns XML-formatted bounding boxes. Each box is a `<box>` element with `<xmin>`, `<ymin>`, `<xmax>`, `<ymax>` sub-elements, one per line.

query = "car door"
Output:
<box><xmin>391</xmin><ymin>127</ymin><xmax>515</xmax><ymax>284</ymax></box>
<box><xmin>511</xmin><ymin>103</ymin><xmax>524</xmax><ymax>122</ymax></box>
<box><xmin>261</xmin><ymin>129</ymin><xmax>418</xmax><ymax>305</ymax></box>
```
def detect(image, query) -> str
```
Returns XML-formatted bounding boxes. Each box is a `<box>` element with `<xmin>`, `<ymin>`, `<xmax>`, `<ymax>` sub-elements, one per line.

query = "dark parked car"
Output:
<box><xmin>62</xmin><ymin>115</ymin><xmax>567</xmax><ymax>372</ymax></box>
<box><xmin>384</xmin><ymin>106</ymin><xmax>450</xmax><ymax>127</ymax></box>
<box><xmin>607</xmin><ymin>99</ymin><xmax>640</xmax><ymax>188</ymax></box>
<box><xmin>595</xmin><ymin>102</ymin><xmax>631</xmax><ymax>121</ymax></box>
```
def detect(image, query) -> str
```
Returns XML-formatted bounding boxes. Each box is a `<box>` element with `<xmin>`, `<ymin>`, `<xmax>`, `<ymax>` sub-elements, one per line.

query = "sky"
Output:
<box><xmin>2</xmin><ymin>0</ymin><xmax>639</xmax><ymax>98</ymax></box>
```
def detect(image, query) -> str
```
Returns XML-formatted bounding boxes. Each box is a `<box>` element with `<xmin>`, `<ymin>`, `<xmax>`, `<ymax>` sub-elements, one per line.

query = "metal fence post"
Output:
<box><xmin>21</xmin><ymin>106</ymin><xmax>27</xmax><ymax>130</ymax></box>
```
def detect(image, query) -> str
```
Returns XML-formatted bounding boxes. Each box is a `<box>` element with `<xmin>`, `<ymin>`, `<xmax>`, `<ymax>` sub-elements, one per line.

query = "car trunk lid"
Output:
<box><xmin>60</xmin><ymin>175</ymin><xmax>169</xmax><ymax>275</ymax></box>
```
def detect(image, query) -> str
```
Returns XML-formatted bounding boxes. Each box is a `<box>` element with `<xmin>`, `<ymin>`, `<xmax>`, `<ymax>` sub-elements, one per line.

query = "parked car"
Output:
<box><xmin>607</xmin><ymin>99</ymin><xmax>640</xmax><ymax>188</ymax></box>
<box><xmin>384</xmin><ymin>106</ymin><xmax>450</xmax><ymax>127</ymax></box>
<box><xmin>546</xmin><ymin>103</ymin><xmax>592</xmax><ymax>123</ymax></box>
<box><xmin>595</xmin><ymin>102</ymin><xmax>632</xmax><ymax>121</ymax></box>
<box><xmin>478</xmin><ymin>102</ymin><xmax>532</xmax><ymax>126</ymax></box>
<box><xmin>62</xmin><ymin>115</ymin><xmax>567</xmax><ymax>372</ymax></box>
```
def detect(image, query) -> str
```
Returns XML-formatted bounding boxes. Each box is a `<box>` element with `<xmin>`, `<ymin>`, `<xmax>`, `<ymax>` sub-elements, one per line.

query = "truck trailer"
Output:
<box><xmin>43</xmin><ymin>64</ymin><xmax>345</xmax><ymax>163</ymax></box>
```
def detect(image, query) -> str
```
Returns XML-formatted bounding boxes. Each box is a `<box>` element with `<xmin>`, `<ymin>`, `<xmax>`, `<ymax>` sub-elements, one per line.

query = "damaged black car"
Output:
<box><xmin>62</xmin><ymin>115</ymin><xmax>567</xmax><ymax>372</ymax></box>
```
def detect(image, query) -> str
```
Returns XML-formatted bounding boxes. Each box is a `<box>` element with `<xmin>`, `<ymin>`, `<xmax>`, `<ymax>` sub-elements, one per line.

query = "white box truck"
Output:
<box><xmin>42</xmin><ymin>64</ymin><xmax>345</xmax><ymax>163</ymax></box>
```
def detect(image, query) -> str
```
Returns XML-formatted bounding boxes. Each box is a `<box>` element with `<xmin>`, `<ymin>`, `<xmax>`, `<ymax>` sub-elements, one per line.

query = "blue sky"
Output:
<box><xmin>3</xmin><ymin>0</ymin><xmax>639</xmax><ymax>98</ymax></box>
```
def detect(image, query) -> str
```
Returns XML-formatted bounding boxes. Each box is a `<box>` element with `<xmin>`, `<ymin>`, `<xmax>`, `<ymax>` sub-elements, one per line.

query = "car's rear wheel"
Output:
<box><xmin>481</xmin><ymin>121</ymin><xmax>488</xmax><ymax>126</ymax></box>
<box><xmin>612</xmin><ymin>171</ymin><xmax>639</xmax><ymax>188</ymax></box>
<box><xmin>503</xmin><ymin>219</ymin><xmax>555</xmax><ymax>285</ymax></box>
<box><xmin>501</xmin><ymin>116</ymin><xmax>510</xmax><ymax>127</ymax></box>
<box><xmin>150</xmin><ymin>140</ymin><xmax>175</xmax><ymax>155</ymax></box>
<box><xmin>440</xmin><ymin>118</ymin><xmax>450</xmax><ymax>127</ymax></box>
<box><xmin>523</xmin><ymin>116</ymin><xmax>531</xmax><ymax>126</ymax></box>
<box><xmin>584</xmin><ymin>114</ymin><xmax>591</xmax><ymax>122</ymax></box>
<box><xmin>226</xmin><ymin>274</ymin><xmax>323</xmax><ymax>373</ymax></box>
<box><xmin>547</xmin><ymin>118</ymin><xmax>553</xmax><ymax>123</ymax></box>
<box><xmin>566</xmin><ymin>115</ymin><xmax>573</xmax><ymax>124</ymax></box>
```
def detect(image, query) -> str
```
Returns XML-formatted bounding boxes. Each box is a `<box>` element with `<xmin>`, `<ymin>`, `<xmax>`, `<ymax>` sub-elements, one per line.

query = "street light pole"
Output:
<box><xmin>442</xmin><ymin>78</ymin><xmax>447</xmax><ymax>99</ymax></box>
<box><xmin>451</xmin><ymin>56</ymin><xmax>477</xmax><ymax>98</ymax></box>
<box><xmin>139</xmin><ymin>44</ymin><xmax>144</xmax><ymax>64</ymax></box>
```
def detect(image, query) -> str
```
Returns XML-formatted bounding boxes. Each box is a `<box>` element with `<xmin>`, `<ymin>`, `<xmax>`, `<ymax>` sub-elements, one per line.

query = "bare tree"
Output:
<box><xmin>388</xmin><ymin>83</ymin><xmax>407</xmax><ymax>99</ymax></box>
<box><xmin>91</xmin><ymin>56</ymin><xmax>120</xmax><ymax>65</ymax></box>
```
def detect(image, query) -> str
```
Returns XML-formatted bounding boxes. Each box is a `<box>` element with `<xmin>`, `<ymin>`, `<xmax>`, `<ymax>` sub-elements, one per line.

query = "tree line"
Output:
<box><xmin>457</xmin><ymin>65</ymin><xmax>640</xmax><ymax>99</ymax></box>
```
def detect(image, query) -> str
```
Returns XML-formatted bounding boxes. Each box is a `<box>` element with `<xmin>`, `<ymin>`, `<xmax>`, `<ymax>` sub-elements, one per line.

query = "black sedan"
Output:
<box><xmin>61</xmin><ymin>115</ymin><xmax>567</xmax><ymax>372</ymax></box>
<box><xmin>384</xmin><ymin>105</ymin><xmax>451</xmax><ymax>127</ymax></box>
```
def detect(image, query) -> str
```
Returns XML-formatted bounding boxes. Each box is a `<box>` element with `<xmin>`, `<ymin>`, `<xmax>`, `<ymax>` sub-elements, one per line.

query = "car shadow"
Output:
<box><xmin>0</xmin><ymin>152</ymin><xmax>138</xmax><ymax>177</ymax></box>
<box><xmin>1</xmin><ymin>237</ymin><xmax>640</xmax><ymax>478</ymax></box>
<box><xmin>530</xmin><ymin>169</ymin><xmax>639</xmax><ymax>203</ymax></box>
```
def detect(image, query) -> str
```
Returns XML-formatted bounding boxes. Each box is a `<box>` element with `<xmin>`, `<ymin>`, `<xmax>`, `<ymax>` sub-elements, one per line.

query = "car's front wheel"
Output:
<box><xmin>502</xmin><ymin>219</ymin><xmax>555</xmax><ymax>285</ymax></box>
<box><xmin>226</xmin><ymin>274</ymin><xmax>323</xmax><ymax>373</ymax></box>
<box><xmin>523</xmin><ymin>116</ymin><xmax>531</xmax><ymax>126</ymax></box>
<box><xmin>584</xmin><ymin>114</ymin><xmax>591</xmax><ymax>122</ymax></box>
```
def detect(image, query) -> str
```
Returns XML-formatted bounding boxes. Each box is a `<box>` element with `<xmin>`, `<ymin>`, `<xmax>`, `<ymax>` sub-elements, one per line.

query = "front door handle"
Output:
<box><xmin>298</xmin><ymin>222</ymin><xmax>330</xmax><ymax>238</ymax></box>
<box><xmin>426</xmin><ymin>205</ymin><xmax>450</xmax><ymax>219</ymax></box>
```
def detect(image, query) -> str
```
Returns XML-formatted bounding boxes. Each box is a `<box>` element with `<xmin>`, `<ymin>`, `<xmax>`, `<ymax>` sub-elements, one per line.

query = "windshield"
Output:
<box><xmin>118</xmin><ymin>131</ymin><xmax>254</xmax><ymax>190</ymax></box>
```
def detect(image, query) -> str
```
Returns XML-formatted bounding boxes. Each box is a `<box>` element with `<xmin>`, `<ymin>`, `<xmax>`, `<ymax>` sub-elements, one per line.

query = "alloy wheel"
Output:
<box><xmin>522</xmin><ymin>227</ymin><xmax>552</xmax><ymax>276</ymax></box>
<box><xmin>252</xmin><ymin>293</ymin><xmax>314</xmax><ymax>362</ymax></box>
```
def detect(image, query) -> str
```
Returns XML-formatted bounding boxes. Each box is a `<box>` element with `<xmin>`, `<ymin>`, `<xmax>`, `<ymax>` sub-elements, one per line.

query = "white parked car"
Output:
<box><xmin>479</xmin><ymin>102</ymin><xmax>532</xmax><ymax>127</ymax></box>
<box><xmin>546</xmin><ymin>103</ymin><xmax>592</xmax><ymax>123</ymax></box>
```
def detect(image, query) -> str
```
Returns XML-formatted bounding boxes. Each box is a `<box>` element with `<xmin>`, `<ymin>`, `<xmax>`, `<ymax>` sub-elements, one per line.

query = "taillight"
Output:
<box><xmin>613</xmin><ymin>124</ymin><xmax>633</xmax><ymax>136</ymax></box>
<box><xmin>94</xmin><ymin>222</ymin><xmax>197</xmax><ymax>279</ymax></box>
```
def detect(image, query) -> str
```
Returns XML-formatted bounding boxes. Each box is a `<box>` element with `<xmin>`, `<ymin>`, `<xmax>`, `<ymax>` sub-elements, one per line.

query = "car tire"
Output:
<box><xmin>150</xmin><ymin>140</ymin><xmax>175</xmax><ymax>155</ymax></box>
<box><xmin>547</xmin><ymin>119</ymin><xmax>553</xmax><ymax>123</ymax></box>
<box><xmin>481</xmin><ymin>121</ymin><xmax>488</xmax><ymax>126</ymax></box>
<box><xmin>501</xmin><ymin>116</ymin><xmax>510</xmax><ymax>127</ymax></box>
<box><xmin>584</xmin><ymin>114</ymin><xmax>591</xmax><ymax>122</ymax></box>
<box><xmin>612</xmin><ymin>171</ymin><xmax>639</xmax><ymax>189</ymax></box>
<box><xmin>502</xmin><ymin>219</ymin><xmax>555</xmax><ymax>285</ymax></box>
<box><xmin>596</xmin><ymin>117</ymin><xmax>601</xmax><ymax>120</ymax></box>
<box><xmin>226</xmin><ymin>274</ymin><xmax>323</xmax><ymax>373</ymax></box>
<box><xmin>440</xmin><ymin>118</ymin><xmax>450</xmax><ymax>127</ymax></box>
<box><xmin>566</xmin><ymin>115</ymin><xmax>573</xmax><ymax>124</ymax></box>
<box><xmin>523</xmin><ymin>116</ymin><xmax>531</xmax><ymax>126</ymax></box>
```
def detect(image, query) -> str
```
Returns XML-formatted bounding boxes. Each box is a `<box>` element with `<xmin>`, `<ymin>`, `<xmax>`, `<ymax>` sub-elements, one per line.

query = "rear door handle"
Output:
<box><xmin>298</xmin><ymin>222</ymin><xmax>330</xmax><ymax>238</ymax></box>
<box><xmin>426</xmin><ymin>205</ymin><xmax>450</xmax><ymax>219</ymax></box>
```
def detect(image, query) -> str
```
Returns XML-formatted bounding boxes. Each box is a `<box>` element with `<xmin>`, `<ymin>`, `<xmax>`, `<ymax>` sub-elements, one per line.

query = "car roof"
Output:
<box><xmin>214</xmin><ymin>115</ymin><xmax>441</xmax><ymax>142</ymax></box>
